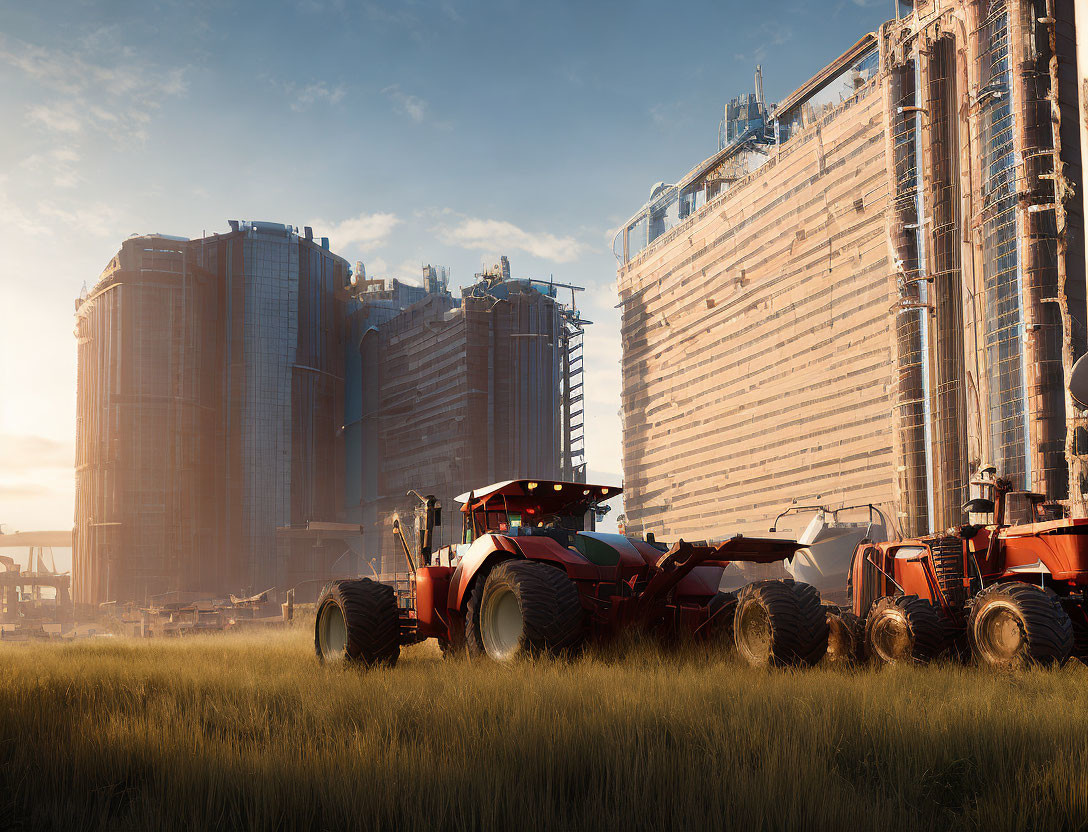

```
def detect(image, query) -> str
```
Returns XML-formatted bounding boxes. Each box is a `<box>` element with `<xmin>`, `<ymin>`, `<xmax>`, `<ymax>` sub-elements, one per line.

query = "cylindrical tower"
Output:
<box><xmin>74</xmin><ymin>222</ymin><xmax>352</xmax><ymax>604</ymax></box>
<box><xmin>74</xmin><ymin>236</ymin><xmax>217</xmax><ymax>604</ymax></box>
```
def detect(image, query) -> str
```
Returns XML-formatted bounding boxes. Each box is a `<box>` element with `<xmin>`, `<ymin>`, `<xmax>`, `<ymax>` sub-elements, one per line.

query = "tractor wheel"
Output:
<box><xmin>705</xmin><ymin>591</ymin><xmax>738</xmax><ymax>646</ymax></box>
<box><xmin>471</xmin><ymin>560</ymin><xmax>584</xmax><ymax>662</ymax></box>
<box><xmin>825</xmin><ymin>610</ymin><xmax>864</xmax><ymax>665</ymax></box>
<box><xmin>864</xmin><ymin>595</ymin><xmax>946</xmax><ymax>665</ymax></box>
<box><xmin>315</xmin><ymin>579</ymin><xmax>400</xmax><ymax>667</ymax></box>
<box><xmin>464</xmin><ymin>571</ymin><xmax>489</xmax><ymax>657</ymax></box>
<box><xmin>784</xmin><ymin>579</ymin><xmax>829</xmax><ymax>665</ymax></box>
<box><xmin>733</xmin><ymin>580</ymin><xmax>828</xmax><ymax>668</ymax></box>
<box><xmin>783</xmin><ymin>578</ymin><xmax>820</xmax><ymax>613</ymax></box>
<box><xmin>967</xmin><ymin>583</ymin><xmax>1073</xmax><ymax>668</ymax></box>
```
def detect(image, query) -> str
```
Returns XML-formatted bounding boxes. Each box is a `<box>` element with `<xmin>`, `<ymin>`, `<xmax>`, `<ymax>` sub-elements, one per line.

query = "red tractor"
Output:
<box><xmin>315</xmin><ymin>479</ymin><xmax>829</xmax><ymax>668</ymax></box>
<box><xmin>829</xmin><ymin>471</ymin><xmax>1088</xmax><ymax>667</ymax></box>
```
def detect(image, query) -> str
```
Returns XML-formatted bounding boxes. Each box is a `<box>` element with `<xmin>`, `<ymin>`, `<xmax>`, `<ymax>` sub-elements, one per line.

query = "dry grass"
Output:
<box><xmin>2</xmin><ymin>628</ymin><xmax>1088</xmax><ymax>831</ymax></box>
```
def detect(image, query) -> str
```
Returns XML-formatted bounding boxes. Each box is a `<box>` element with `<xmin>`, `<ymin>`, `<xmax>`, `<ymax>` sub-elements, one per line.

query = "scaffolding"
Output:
<box><xmin>925</xmin><ymin>35</ymin><xmax>970</xmax><ymax>529</ymax></box>
<box><xmin>889</xmin><ymin>58</ymin><xmax>933</xmax><ymax>536</ymax></box>
<box><xmin>615</xmin><ymin>0</ymin><xmax>1087</xmax><ymax>553</ymax></box>
<box><xmin>977</xmin><ymin>0</ymin><xmax>1031</xmax><ymax>490</ymax></box>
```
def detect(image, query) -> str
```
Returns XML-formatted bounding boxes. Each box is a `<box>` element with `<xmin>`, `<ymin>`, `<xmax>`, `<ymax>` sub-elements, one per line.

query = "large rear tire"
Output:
<box><xmin>864</xmin><ymin>595</ymin><xmax>945</xmax><ymax>665</ymax></box>
<box><xmin>967</xmin><ymin>583</ymin><xmax>1072</xmax><ymax>668</ymax></box>
<box><xmin>733</xmin><ymin>580</ymin><xmax>828</xmax><ymax>668</ymax></box>
<box><xmin>471</xmin><ymin>560</ymin><xmax>584</xmax><ymax>662</ymax></box>
<box><xmin>315</xmin><ymin>579</ymin><xmax>400</xmax><ymax>667</ymax></box>
<box><xmin>783</xmin><ymin>579</ymin><xmax>830</xmax><ymax>665</ymax></box>
<box><xmin>464</xmin><ymin>570</ymin><xmax>489</xmax><ymax>657</ymax></box>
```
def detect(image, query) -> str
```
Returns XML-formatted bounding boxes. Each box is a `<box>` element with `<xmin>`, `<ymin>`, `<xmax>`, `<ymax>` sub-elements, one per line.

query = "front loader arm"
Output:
<box><xmin>391</xmin><ymin>516</ymin><xmax>418</xmax><ymax>572</ymax></box>
<box><xmin>636</xmin><ymin>536</ymin><xmax>803</xmax><ymax>610</ymax></box>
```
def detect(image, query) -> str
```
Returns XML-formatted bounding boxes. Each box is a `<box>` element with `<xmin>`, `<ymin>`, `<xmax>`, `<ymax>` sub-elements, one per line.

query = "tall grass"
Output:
<box><xmin>2</xmin><ymin>629</ymin><xmax>1087</xmax><ymax>831</ymax></box>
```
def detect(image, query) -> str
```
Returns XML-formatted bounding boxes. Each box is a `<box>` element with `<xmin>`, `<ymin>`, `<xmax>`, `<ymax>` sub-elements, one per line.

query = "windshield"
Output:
<box><xmin>463</xmin><ymin>506</ymin><xmax>589</xmax><ymax>542</ymax></box>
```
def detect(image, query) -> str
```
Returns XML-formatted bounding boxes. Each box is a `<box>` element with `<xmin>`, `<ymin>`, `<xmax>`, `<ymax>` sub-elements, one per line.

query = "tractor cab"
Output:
<box><xmin>1001</xmin><ymin>491</ymin><xmax>1063</xmax><ymax>526</ymax></box>
<box><xmin>965</xmin><ymin>485</ymin><xmax>1062</xmax><ymax>528</ymax></box>
<box><xmin>454</xmin><ymin>479</ymin><xmax>620</xmax><ymax>546</ymax></box>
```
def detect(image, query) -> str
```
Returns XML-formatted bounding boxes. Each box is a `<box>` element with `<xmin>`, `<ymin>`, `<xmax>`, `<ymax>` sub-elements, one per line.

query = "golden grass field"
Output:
<box><xmin>2</xmin><ymin>626</ymin><xmax>1088</xmax><ymax>831</ymax></box>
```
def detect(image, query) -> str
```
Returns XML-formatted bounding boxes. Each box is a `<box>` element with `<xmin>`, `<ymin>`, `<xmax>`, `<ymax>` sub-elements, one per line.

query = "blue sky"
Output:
<box><xmin>0</xmin><ymin>0</ymin><xmax>893</xmax><ymax>533</ymax></box>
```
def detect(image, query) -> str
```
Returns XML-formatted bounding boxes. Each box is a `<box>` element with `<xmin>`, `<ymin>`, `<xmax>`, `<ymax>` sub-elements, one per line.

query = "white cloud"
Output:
<box><xmin>285</xmin><ymin>81</ymin><xmax>345</xmax><ymax>111</ymax></box>
<box><xmin>0</xmin><ymin>33</ymin><xmax>188</xmax><ymax>143</ymax></box>
<box><xmin>0</xmin><ymin>185</ymin><xmax>48</xmax><ymax>236</ymax></box>
<box><xmin>0</xmin><ymin>433</ymin><xmax>75</xmax><ymax>522</ymax></box>
<box><xmin>0</xmin><ymin>434</ymin><xmax>74</xmax><ymax>472</ymax></box>
<box><xmin>437</xmin><ymin>217</ymin><xmax>586</xmax><ymax>263</ymax></box>
<box><xmin>0</xmin><ymin>173</ymin><xmax>121</xmax><ymax>238</ymax></box>
<box><xmin>311</xmin><ymin>211</ymin><xmax>402</xmax><ymax>251</ymax></box>
<box><xmin>354</xmin><ymin>256</ymin><xmax>428</xmax><ymax>286</ymax></box>
<box><xmin>391</xmin><ymin>257</ymin><xmax>426</xmax><ymax>285</ymax></box>
<box><xmin>363</xmin><ymin>256</ymin><xmax>389</xmax><ymax>276</ymax></box>
<box><xmin>734</xmin><ymin>21</ymin><xmax>793</xmax><ymax>63</ymax></box>
<box><xmin>34</xmin><ymin>200</ymin><xmax>122</xmax><ymax>238</ymax></box>
<box><xmin>381</xmin><ymin>84</ymin><xmax>428</xmax><ymax>123</ymax></box>
<box><xmin>26</xmin><ymin>103</ymin><xmax>83</xmax><ymax>134</ymax></box>
<box><xmin>21</xmin><ymin>146</ymin><xmax>82</xmax><ymax>188</ymax></box>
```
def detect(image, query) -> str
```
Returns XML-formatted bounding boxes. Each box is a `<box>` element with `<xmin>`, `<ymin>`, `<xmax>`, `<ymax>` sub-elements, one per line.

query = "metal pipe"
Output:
<box><xmin>1045</xmin><ymin>0</ymin><xmax>1088</xmax><ymax>516</ymax></box>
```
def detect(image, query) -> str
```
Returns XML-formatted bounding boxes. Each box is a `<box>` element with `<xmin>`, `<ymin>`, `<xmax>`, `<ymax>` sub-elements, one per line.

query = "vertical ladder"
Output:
<box><xmin>565</xmin><ymin>319</ymin><xmax>586</xmax><ymax>481</ymax></box>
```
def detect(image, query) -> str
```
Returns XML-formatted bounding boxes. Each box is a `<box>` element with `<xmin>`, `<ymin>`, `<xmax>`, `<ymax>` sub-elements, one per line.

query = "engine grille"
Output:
<box><xmin>926</xmin><ymin>535</ymin><xmax>967</xmax><ymax>607</ymax></box>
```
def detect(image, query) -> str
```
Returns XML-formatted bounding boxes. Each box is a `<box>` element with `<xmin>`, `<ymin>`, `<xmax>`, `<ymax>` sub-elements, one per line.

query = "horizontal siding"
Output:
<box><xmin>618</xmin><ymin>83</ymin><xmax>898</xmax><ymax>538</ymax></box>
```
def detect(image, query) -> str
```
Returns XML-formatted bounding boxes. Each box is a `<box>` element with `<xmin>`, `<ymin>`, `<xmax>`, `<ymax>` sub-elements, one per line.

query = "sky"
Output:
<box><xmin>0</xmin><ymin>0</ymin><xmax>895</xmax><ymax>538</ymax></box>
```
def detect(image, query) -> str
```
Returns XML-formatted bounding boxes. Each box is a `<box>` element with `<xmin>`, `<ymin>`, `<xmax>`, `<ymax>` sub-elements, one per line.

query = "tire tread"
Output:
<box><xmin>315</xmin><ymin>578</ymin><xmax>400</xmax><ymax>667</ymax></box>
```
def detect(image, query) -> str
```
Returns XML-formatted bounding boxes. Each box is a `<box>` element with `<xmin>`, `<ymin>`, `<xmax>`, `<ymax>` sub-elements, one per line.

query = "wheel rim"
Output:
<box><xmin>481</xmin><ymin>587</ymin><xmax>523</xmax><ymax>661</ymax></box>
<box><xmin>870</xmin><ymin>610</ymin><xmax>912</xmax><ymax>662</ymax></box>
<box><xmin>736</xmin><ymin>600</ymin><xmax>771</xmax><ymax>664</ymax></box>
<box><xmin>318</xmin><ymin>602</ymin><xmax>347</xmax><ymax>661</ymax></box>
<box><xmin>975</xmin><ymin>601</ymin><xmax>1026</xmax><ymax>663</ymax></box>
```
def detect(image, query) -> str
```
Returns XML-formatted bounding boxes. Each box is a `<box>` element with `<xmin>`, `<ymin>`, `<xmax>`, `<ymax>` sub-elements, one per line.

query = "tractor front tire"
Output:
<box><xmin>784</xmin><ymin>579</ymin><xmax>830</xmax><ymax>665</ymax></box>
<box><xmin>967</xmin><ymin>583</ymin><xmax>1073</xmax><ymax>668</ymax></box>
<box><xmin>464</xmin><ymin>570</ymin><xmax>489</xmax><ymax>657</ymax></box>
<box><xmin>733</xmin><ymin>580</ymin><xmax>828</xmax><ymax>668</ymax></box>
<box><xmin>864</xmin><ymin>595</ymin><xmax>945</xmax><ymax>665</ymax></box>
<box><xmin>825</xmin><ymin>609</ymin><xmax>864</xmax><ymax>665</ymax></box>
<box><xmin>469</xmin><ymin>560</ymin><xmax>584</xmax><ymax>662</ymax></box>
<box><xmin>315</xmin><ymin>579</ymin><xmax>400</xmax><ymax>668</ymax></box>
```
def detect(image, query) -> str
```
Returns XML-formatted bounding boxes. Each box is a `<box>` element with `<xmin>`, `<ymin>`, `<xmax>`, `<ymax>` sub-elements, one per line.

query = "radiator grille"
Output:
<box><xmin>926</xmin><ymin>535</ymin><xmax>966</xmax><ymax>607</ymax></box>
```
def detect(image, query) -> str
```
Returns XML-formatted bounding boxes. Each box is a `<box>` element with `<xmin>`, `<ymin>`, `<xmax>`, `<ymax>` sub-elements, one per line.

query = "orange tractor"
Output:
<box><xmin>829</xmin><ymin>470</ymin><xmax>1087</xmax><ymax>667</ymax></box>
<box><xmin>315</xmin><ymin>479</ymin><xmax>829</xmax><ymax>668</ymax></box>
